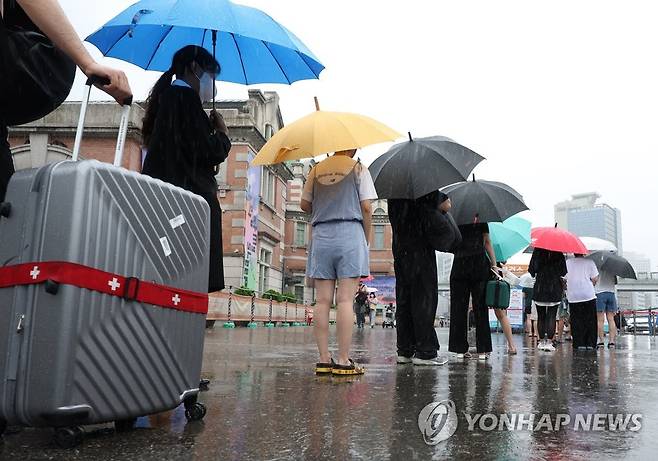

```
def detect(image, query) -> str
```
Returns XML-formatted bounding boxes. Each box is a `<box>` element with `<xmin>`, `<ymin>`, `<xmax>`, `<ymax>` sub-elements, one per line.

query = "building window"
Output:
<box><xmin>295</xmin><ymin>222</ymin><xmax>306</xmax><ymax>246</ymax></box>
<box><xmin>294</xmin><ymin>285</ymin><xmax>305</xmax><ymax>303</ymax></box>
<box><xmin>261</xmin><ymin>167</ymin><xmax>276</xmax><ymax>206</ymax></box>
<box><xmin>51</xmin><ymin>140</ymin><xmax>68</xmax><ymax>149</ymax></box>
<box><xmin>258</xmin><ymin>248</ymin><xmax>272</xmax><ymax>294</ymax></box>
<box><xmin>373</xmin><ymin>225</ymin><xmax>385</xmax><ymax>250</ymax></box>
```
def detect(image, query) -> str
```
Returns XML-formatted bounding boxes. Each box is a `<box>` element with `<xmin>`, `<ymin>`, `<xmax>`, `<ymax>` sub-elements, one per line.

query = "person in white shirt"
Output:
<box><xmin>566</xmin><ymin>254</ymin><xmax>599</xmax><ymax>349</ymax></box>
<box><xmin>595</xmin><ymin>269</ymin><xmax>618</xmax><ymax>348</ymax></box>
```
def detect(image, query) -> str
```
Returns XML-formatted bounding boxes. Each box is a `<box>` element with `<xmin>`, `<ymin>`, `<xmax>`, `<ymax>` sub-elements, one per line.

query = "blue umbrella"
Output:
<box><xmin>85</xmin><ymin>0</ymin><xmax>324</xmax><ymax>85</ymax></box>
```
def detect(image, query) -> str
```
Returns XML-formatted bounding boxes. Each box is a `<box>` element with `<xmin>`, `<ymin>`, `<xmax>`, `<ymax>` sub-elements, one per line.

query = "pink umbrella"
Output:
<box><xmin>531</xmin><ymin>226</ymin><xmax>588</xmax><ymax>254</ymax></box>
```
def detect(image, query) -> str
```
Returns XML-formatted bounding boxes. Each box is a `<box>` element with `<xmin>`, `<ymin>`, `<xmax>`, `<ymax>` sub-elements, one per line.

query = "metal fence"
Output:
<box><xmin>207</xmin><ymin>287</ymin><xmax>318</xmax><ymax>327</ymax></box>
<box><xmin>617</xmin><ymin>308</ymin><xmax>657</xmax><ymax>336</ymax></box>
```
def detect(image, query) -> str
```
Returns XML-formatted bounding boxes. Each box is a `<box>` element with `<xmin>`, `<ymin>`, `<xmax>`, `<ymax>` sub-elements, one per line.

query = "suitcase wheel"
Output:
<box><xmin>114</xmin><ymin>418</ymin><xmax>137</xmax><ymax>433</ymax></box>
<box><xmin>53</xmin><ymin>426</ymin><xmax>84</xmax><ymax>449</ymax></box>
<box><xmin>185</xmin><ymin>402</ymin><xmax>207</xmax><ymax>422</ymax></box>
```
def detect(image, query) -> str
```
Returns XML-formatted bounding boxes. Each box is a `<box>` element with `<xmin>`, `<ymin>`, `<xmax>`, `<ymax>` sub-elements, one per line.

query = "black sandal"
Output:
<box><xmin>315</xmin><ymin>358</ymin><xmax>334</xmax><ymax>375</ymax></box>
<box><xmin>332</xmin><ymin>359</ymin><xmax>365</xmax><ymax>376</ymax></box>
<box><xmin>596</xmin><ymin>342</ymin><xmax>605</xmax><ymax>349</ymax></box>
<box><xmin>608</xmin><ymin>342</ymin><xmax>615</xmax><ymax>349</ymax></box>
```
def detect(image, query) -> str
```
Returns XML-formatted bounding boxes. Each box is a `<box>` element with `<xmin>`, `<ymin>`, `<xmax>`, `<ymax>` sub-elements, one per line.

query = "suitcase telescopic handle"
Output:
<box><xmin>72</xmin><ymin>77</ymin><xmax>133</xmax><ymax>165</ymax></box>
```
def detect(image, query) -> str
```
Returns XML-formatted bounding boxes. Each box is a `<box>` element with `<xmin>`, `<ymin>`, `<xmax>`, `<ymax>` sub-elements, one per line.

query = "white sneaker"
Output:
<box><xmin>396</xmin><ymin>355</ymin><xmax>413</xmax><ymax>364</ymax></box>
<box><xmin>544</xmin><ymin>342</ymin><xmax>556</xmax><ymax>352</ymax></box>
<box><xmin>456</xmin><ymin>352</ymin><xmax>472</xmax><ymax>359</ymax></box>
<box><xmin>412</xmin><ymin>356</ymin><xmax>448</xmax><ymax>366</ymax></box>
<box><xmin>477</xmin><ymin>353</ymin><xmax>489</xmax><ymax>361</ymax></box>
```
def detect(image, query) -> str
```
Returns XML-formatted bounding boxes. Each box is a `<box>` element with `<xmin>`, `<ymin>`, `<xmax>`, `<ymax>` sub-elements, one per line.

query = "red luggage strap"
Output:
<box><xmin>0</xmin><ymin>261</ymin><xmax>208</xmax><ymax>315</ymax></box>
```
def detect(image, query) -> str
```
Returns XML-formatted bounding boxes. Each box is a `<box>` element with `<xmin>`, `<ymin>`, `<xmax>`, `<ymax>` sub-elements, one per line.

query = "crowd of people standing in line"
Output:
<box><xmin>299</xmin><ymin>145</ymin><xmax>622</xmax><ymax>374</ymax></box>
<box><xmin>521</xmin><ymin>249</ymin><xmax>618</xmax><ymax>351</ymax></box>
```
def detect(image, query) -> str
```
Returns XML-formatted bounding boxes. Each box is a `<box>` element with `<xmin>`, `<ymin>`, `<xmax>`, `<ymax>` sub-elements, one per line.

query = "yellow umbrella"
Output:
<box><xmin>251</xmin><ymin>98</ymin><xmax>400</xmax><ymax>166</ymax></box>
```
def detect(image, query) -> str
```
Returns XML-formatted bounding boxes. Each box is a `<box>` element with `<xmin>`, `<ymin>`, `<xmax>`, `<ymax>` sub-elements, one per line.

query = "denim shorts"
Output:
<box><xmin>596</xmin><ymin>292</ymin><xmax>617</xmax><ymax>313</ymax></box>
<box><xmin>558</xmin><ymin>299</ymin><xmax>570</xmax><ymax>319</ymax></box>
<box><xmin>306</xmin><ymin>221</ymin><xmax>369</xmax><ymax>280</ymax></box>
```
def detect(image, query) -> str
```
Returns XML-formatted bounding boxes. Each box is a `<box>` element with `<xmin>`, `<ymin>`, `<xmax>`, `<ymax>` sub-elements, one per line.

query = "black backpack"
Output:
<box><xmin>355</xmin><ymin>290</ymin><xmax>368</xmax><ymax>305</ymax></box>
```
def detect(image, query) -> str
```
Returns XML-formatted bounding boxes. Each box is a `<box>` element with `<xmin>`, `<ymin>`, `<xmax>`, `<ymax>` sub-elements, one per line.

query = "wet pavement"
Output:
<box><xmin>2</xmin><ymin>326</ymin><xmax>658</xmax><ymax>460</ymax></box>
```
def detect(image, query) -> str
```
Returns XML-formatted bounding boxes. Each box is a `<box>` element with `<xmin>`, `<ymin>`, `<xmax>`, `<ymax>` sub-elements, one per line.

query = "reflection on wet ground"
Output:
<box><xmin>2</xmin><ymin>327</ymin><xmax>657</xmax><ymax>460</ymax></box>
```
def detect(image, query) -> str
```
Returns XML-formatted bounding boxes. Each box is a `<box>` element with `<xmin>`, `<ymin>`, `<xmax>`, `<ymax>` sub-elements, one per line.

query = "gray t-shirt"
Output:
<box><xmin>596</xmin><ymin>270</ymin><xmax>616</xmax><ymax>294</ymax></box>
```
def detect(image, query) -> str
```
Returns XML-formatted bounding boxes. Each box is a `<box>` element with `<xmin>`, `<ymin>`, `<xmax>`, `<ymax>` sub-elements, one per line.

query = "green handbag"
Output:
<box><xmin>485</xmin><ymin>270</ymin><xmax>510</xmax><ymax>309</ymax></box>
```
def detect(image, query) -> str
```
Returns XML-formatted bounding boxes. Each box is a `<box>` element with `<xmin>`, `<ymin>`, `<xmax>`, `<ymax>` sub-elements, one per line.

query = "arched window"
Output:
<box><xmin>264</xmin><ymin>123</ymin><xmax>274</xmax><ymax>140</ymax></box>
<box><xmin>51</xmin><ymin>140</ymin><xmax>68</xmax><ymax>149</ymax></box>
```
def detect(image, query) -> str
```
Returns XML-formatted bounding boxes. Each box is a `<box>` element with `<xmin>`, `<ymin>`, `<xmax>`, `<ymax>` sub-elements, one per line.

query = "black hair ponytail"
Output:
<box><xmin>142</xmin><ymin>68</ymin><xmax>175</xmax><ymax>145</ymax></box>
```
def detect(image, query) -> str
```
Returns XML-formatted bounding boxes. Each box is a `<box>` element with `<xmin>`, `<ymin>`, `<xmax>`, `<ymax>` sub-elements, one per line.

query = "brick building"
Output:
<box><xmin>7</xmin><ymin>90</ymin><xmax>396</xmax><ymax>303</ymax></box>
<box><xmin>210</xmin><ymin>91</ymin><xmax>290</xmax><ymax>293</ymax></box>
<box><xmin>8</xmin><ymin>101</ymin><xmax>144</xmax><ymax>171</ymax></box>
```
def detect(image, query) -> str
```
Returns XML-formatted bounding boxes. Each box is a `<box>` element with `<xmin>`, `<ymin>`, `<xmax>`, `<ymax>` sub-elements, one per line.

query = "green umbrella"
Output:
<box><xmin>489</xmin><ymin>216</ymin><xmax>531</xmax><ymax>262</ymax></box>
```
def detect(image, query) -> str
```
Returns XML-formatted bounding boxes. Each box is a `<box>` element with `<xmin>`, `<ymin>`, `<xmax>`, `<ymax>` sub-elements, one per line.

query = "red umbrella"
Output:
<box><xmin>531</xmin><ymin>226</ymin><xmax>588</xmax><ymax>254</ymax></box>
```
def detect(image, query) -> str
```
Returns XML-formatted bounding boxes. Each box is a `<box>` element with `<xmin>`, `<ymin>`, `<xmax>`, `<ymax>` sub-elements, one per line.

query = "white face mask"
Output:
<box><xmin>194</xmin><ymin>70</ymin><xmax>217</xmax><ymax>102</ymax></box>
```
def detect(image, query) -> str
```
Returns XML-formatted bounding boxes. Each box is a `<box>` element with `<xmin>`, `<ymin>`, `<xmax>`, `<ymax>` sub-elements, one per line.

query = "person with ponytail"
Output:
<box><xmin>142</xmin><ymin>45</ymin><xmax>231</xmax><ymax>293</ymax></box>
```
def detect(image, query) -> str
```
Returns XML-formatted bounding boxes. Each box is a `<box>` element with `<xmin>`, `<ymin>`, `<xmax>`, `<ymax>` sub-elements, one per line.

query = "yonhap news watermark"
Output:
<box><xmin>419</xmin><ymin>400</ymin><xmax>642</xmax><ymax>445</ymax></box>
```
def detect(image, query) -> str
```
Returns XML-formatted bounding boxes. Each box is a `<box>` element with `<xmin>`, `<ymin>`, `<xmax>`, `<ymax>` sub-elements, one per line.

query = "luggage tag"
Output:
<box><xmin>160</xmin><ymin>236</ymin><xmax>172</xmax><ymax>257</ymax></box>
<box><xmin>169</xmin><ymin>214</ymin><xmax>186</xmax><ymax>229</ymax></box>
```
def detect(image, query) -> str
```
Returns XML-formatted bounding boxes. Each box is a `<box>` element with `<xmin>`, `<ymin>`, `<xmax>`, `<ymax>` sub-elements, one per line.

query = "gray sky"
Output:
<box><xmin>62</xmin><ymin>0</ymin><xmax>658</xmax><ymax>269</ymax></box>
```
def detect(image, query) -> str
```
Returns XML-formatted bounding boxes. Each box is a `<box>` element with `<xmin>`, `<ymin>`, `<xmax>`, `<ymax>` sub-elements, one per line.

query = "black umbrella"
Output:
<box><xmin>441</xmin><ymin>176</ymin><xmax>528</xmax><ymax>225</ymax></box>
<box><xmin>368</xmin><ymin>134</ymin><xmax>484</xmax><ymax>199</ymax></box>
<box><xmin>587</xmin><ymin>251</ymin><xmax>637</xmax><ymax>279</ymax></box>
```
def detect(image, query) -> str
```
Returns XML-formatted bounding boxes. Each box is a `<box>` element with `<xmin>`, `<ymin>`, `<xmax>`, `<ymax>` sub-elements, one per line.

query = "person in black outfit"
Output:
<box><xmin>528</xmin><ymin>248</ymin><xmax>567</xmax><ymax>351</ymax></box>
<box><xmin>448</xmin><ymin>218</ymin><xmax>497</xmax><ymax>359</ymax></box>
<box><xmin>521</xmin><ymin>283</ymin><xmax>536</xmax><ymax>337</ymax></box>
<box><xmin>141</xmin><ymin>46</ymin><xmax>231</xmax><ymax>293</ymax></box>
<box><xmin>389</xmin><ymin>191</ymin><xmax>459</xmax><ymax>366</ymax></box>
<box><xmin>1</xmin><ymin>0</ymin><xmax>131</xmax><ymax>202</ymax></box>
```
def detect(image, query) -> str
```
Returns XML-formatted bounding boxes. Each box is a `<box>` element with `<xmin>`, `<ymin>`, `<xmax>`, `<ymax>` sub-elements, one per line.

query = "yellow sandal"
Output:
<box><xmin>332</xmin><ymin>359</ymin><xmax>365</xmax><ymax>376</ymax></box>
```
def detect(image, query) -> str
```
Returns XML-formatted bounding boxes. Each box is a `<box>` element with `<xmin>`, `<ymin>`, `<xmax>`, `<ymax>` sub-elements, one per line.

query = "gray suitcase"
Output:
<box><xmin>0</xmin><ymin>81</ymin><xmax>210</xmax><ymax>447</ymax></box>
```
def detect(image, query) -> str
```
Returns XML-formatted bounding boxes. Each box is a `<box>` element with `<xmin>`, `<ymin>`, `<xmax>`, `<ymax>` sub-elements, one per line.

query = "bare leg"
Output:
<box><xmin>313</xmin><ymin>279</ymin><xmax>335</xmax><ymax>363</ymax></box>
<box><xmin>607</xmin><ymin>311</ymin><xmax>617</xmax><ymax>343</ymax></box>
<box><xmin>557</xmin><ymin>318</ymin><xmax>564</xmax><ymax>341</ymax></box>
<box><xmin>494</xmin><ymin>309</ymin><xmax>516</xmax><ymax>353</ymax></box>
<box><xmin>336</xmin><ymin>278</ymin><xmax>360</xmax><ymax>365</ymax></box>
<box><xmin>526</xmin><ymin>317</ymin><xmax>532</xmax><ymax>336</ymax></box>
<box><xmin>597</xmin><ymin>312</ymin><xmax>606</xmax><ymax>343</ymax></box>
